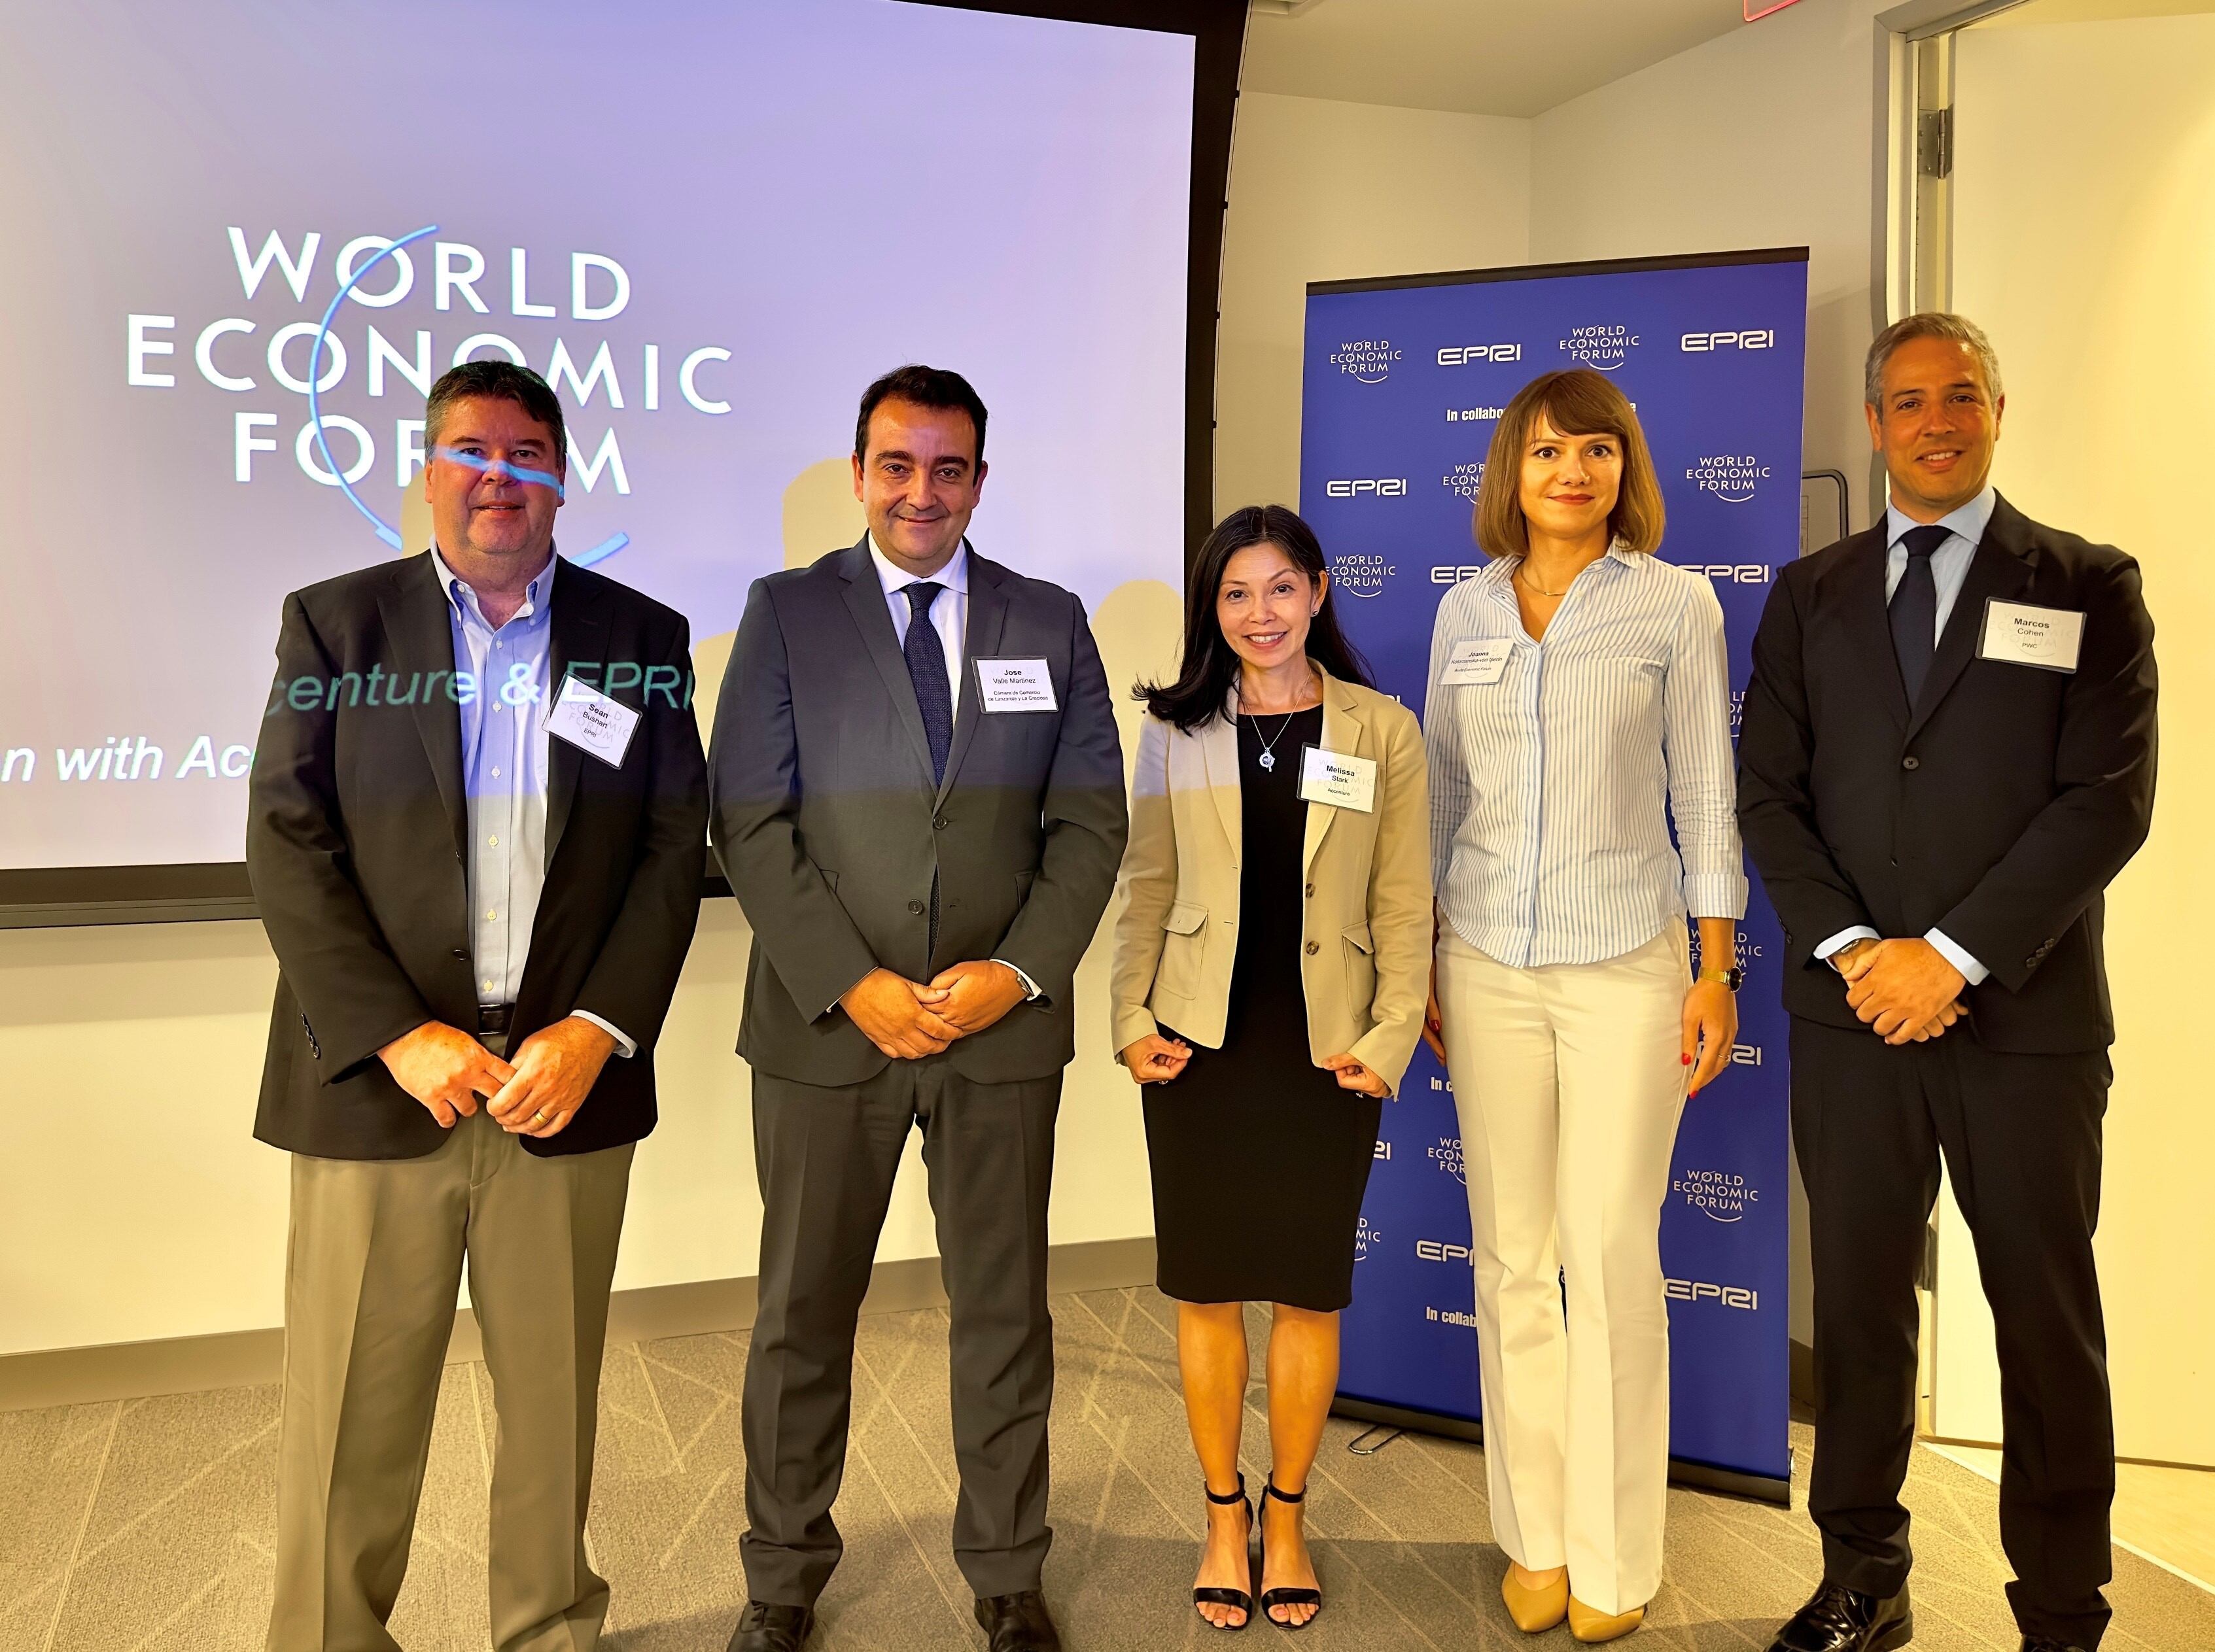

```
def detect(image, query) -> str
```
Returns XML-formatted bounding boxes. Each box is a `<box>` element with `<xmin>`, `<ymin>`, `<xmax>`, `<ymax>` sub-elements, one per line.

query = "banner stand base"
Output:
<box><xmin>1330</xmin><ymin>1397</ymin><xmax>1793</xmax><ymax>1508</ymax></box>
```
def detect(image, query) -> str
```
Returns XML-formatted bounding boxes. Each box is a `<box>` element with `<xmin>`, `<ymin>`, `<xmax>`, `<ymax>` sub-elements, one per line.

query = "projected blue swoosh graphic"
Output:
<box><xmin>305</xmin><ymin>224</ymin><xmax>629</xmax><ymax>567</ymax></box>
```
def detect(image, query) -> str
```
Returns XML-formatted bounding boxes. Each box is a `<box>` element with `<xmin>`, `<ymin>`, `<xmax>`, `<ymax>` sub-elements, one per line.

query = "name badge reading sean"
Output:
<box><xmin>545</xmin><ymin>674</ymin><xmax>641</xmax><ymax>766</ymax></box>
<box><xmin>1298</xmin><ymin>746</ymin><xmax>1378</xmax><ymax>813</ymax></box>
<box><xmin>975</xmin><ymin>657</ymin><xmax>1058</xmax><ymax>713</ymax></box>
<box><xmin>1978</xmin><ymin>598</ymin><xmax>2085</xmax><ymax>674</ymax></box>
<box><xmin>1438</xmin><ymin>637</ymin><xmax>1511</xmax><ymax>686</ymax></box>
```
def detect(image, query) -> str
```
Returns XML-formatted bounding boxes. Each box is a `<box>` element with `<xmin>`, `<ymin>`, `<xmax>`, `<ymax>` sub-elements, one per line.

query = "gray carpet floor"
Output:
<box><xmin>3</xmin><ymin>1285</ymin><xmax>2210</xmax><ymax>1651</ymax></box>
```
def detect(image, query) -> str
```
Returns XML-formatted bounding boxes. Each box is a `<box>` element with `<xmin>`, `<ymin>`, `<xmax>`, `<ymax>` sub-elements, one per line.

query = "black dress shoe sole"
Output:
<box><xmin>1873</xmin><ymin>1613</ymin><xmax>1913</xmax><ymax>1652</ymax></box>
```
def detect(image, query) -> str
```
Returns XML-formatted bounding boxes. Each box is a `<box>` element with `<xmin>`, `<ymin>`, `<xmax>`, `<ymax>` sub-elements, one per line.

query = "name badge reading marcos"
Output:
<box><xmin>1978</xmin><ymin>598</ymin><xmax>2085</xmax><ymax>673</ymax></box>
<box><xmin>1297</xmin><ymin>746</ymin><xmax>1378</xmax><ymax>812</ymax></box>
<box><xmin>975</xmin><ymin>657</ymin><xmax>1058</xmax><ymax>712</ymax></box>
<box><xmin>545</xmin><ymin>674</ymin><xmax>641</xmax><ymax>766</ymax></box>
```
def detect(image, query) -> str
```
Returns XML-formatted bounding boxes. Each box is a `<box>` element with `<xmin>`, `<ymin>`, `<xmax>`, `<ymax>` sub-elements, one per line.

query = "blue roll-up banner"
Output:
<box><xmin>1301</xmin><ymin>249</ymin><xmax>1807</xmax><ymax>1498</ymax></box>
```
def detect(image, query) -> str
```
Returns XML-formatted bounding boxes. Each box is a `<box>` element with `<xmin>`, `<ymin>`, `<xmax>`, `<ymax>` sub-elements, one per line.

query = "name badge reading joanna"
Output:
<box><xmin>1978</xmin><ymin>598</ymin><xmax>2085</xmax><ymax>674</ymax></box>
<box><xmin>1298</xmin><ymin>746</ymin><xmax>1378</xmax><ymax>813</ymax></box>
<box><xmin>545</xmin><ymin>674</ymin><xmax>640</xmax><ymax>766</ymax></box>
<box><xmin>1438</xmin><ymin>636</ymin><xmax>1511</xmax><ymax>686</ymax></box>
<box><xmin>975</xmin><ymin>657</ymin><xmax>1058</xmax><ymax>712</ymax></box>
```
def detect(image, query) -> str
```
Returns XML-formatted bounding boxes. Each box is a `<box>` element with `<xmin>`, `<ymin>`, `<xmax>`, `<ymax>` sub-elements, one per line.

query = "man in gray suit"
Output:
<box><xmin>709</xmin><ymin>366</ymin><xmax>1127</xmax><ymax>1652</ymax></box>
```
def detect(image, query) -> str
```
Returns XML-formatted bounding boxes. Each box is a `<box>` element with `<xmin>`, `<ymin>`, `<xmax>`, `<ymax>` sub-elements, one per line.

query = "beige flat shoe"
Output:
<box><xmin>1567</xmin><ymin>1596</ymin><xmax>1646</xmax><ymax>1643</ymax></box>
<box><xmin>1501</xmin><ymin>1566</ymin><xmax>1569</xmax><ymax>1633</ymax></box>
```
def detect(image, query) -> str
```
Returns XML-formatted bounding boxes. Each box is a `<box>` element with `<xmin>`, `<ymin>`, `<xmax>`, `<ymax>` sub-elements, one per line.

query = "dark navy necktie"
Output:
<box><xmin>902</xmin><ymin>581</ymin><xmax>952</xmax><ymax>956</ymax></box>
<box><xmin>1889</xmin><ymin>524</ymin><xmax>1949</xmax><ymax>704</ymax></box>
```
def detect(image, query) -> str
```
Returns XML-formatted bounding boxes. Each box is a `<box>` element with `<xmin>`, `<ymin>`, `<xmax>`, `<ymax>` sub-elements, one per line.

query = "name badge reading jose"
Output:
<box><xmin>545</xmin><ymin>673</ymin><xmax>641</xmax><ymax>766</ymax></box>
<box><xmin>1978</xmin><ymin>598</ymin><xmax>2085</xmax><ymax>674</ymax></box>
<box><xmin>1438</xmin><ymin>637</ymin><xmax>1510</xmax><ymax>686</ymax></box>
<box><xmin>1298</xmin><ymin>746</ymin><xmax>1378</xmax><ymax>813</ymax></box>
<box><xmin>975</xmin><ymin>657</ymin><xmax>1058</xmax><ymax>712</ymax></box>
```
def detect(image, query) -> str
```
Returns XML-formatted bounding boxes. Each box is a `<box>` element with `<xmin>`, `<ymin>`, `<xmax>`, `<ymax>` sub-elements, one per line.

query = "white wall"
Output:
<box><xmin>1215</xmin><ymin>91</ymin><xmax>1531</xmax><ymax>517</ymax></box>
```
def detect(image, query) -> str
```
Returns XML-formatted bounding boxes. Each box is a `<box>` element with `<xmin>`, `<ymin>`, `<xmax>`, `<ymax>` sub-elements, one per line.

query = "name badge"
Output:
<box><xmin>975</xmin><ymin>657</ymin><xmax>1058</xmax><ymax>712</ymax></box>
<box><xmin>1298</xmin><ymin>745</ymin><xmax>1378</xmax><ymax>813</ymax></box>
<box><xmin>1438</xmin><ymin>637</ymin><xmax>1510</xmax><ymax>686</ymax></box>
<box><xmin>1978</xmin><ymin>598</ymin><xmax>2084</xmax><ymax>674</ymax></box>
<box><xmin>545</xmin><ymin>673</ymin><xmax>640</xmax><ymax>766</ymax></box>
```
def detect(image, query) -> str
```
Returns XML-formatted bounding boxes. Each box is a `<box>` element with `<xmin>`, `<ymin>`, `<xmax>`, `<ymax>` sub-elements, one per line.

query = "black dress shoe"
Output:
<box><xmin>2019</xmin><ymin>1640</ymin><xmax>2089</xmax><ymax>1652</ymax></box>
<box><xmin>974</xmin><ymin>1589</ymin><xmax>1061</xmax><ymax>1652</ymax></box>
<box><xmin>727</xmin><ymin>1599</ymin><xmax>814</xmax><ymax>1652</ymax></box>
<box><xmin>1768</xmin><ymin>1581</ymin><xmax>1912</xmax><ymax>1652</ymax></box>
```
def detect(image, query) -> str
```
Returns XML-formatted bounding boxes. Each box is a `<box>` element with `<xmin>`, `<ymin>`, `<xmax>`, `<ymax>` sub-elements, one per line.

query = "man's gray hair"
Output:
<box><xmin>1864</xmin><ymin>311</ymin><xmax>2003</xmax><ymax>407</ymax></box>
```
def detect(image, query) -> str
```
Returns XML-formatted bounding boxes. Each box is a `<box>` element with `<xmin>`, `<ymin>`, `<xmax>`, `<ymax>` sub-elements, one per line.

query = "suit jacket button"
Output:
<box><xmin>1304</xmin><ymin>940</ymin><xmax>1319</xmax><ymax>956</ymax></box>
<box><xmin>907</xmin><ymin>900</ymin><xmax>926</xmax><ymax>915</ymax></box>
<box><xmin>1901</xmin><ymin>755</ymin><xmax>1920</xmax><ymax>770</ymax></box>
<box><xmin>934</xmin><ymin>816</ymin><xmax>949</xmax><ymax>830</ymax></box>
<box><xmin>451</xmin><ymin>947</ymin><xmax>469</xmax><ymax>963</ymax></box>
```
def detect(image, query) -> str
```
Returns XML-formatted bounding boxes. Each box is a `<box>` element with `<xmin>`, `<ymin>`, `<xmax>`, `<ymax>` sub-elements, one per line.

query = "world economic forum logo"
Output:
<box><xmin>1558</xmin><ymin>322</ymin><xmax>1639</xmax><ymax>371</ymax></box>
<box><xmin>1327</xmin><ymin>337</ymin><xmax>1401</xmax><ymax>384</ymax></box>
<box><xmin>1427</xmin><ymin>1135</ymin><xmax>1465</xmax><ymax>1186</ymax></box>
<box><xmin>1353</xmin><ymin>1216</ymin><xmax>1380</xmax><ymax>1263</ymax></box>
<box><xmin>1327</xmin><ymin>550</ymin><xmax>1394</xmax><ymax>598</ymax></box>
<box><xmin>1672</xmin><ymin>1168</ymin><xmax>1760</xmax><ymax>1223</ymax></box>
<box><xmin>1684</xmin><ymin>453</ymin><xmax>1773</xmax><ymax>504</ymax></box>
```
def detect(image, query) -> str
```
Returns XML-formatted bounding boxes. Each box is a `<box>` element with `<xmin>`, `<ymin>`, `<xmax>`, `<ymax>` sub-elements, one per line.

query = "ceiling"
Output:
<box><xmin>1240</xmin><ymin>0</ymin><xmax>1756</xmax><ymax>120</ymax></box>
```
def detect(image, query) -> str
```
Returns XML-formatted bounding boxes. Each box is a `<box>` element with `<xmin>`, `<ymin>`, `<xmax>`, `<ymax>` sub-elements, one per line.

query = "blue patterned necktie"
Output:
<box><xmin>901</xmin><ymin>580</ymin><xmax>952</xmax><ymax>956</ymax></box>
<box><xmin>1890</xmin><ymin>524</ymin><xmax>1949</xmax><ymax>704</ymax></box>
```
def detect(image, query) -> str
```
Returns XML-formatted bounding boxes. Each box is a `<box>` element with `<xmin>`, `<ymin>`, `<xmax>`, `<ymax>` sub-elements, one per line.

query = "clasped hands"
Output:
<box><xmin>1835</xmin><ymin>937</ymin><xmax>1967</xmax><ymax>1045</ymax></box>
<box><xmin>1117</xmin><ymin>1033</ymin><xmax>1389</xmax><ymax>1098</ymax></box>
<box><xmin>841</xmin><ymin>960</ymin><xmax>1028</xmax><ymax>1060</ymax></box>
<box><xmin>377</xmin><ymin>1014</ymin><xmax>618</xmax><ymax>1138</ymax></box>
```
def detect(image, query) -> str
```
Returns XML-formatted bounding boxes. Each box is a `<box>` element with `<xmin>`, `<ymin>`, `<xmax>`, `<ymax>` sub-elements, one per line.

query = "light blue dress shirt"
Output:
<box><xmin>1426</xmin><ymin>543</ymin><xmax>1747</xmax><ymax>969</ymax></box>
<box><xmin>429</xmin><ymin>545</ymin><xmax>633</xmax><ymax>1054</ymax></box>
<box><xmin>1808</xmin><ymin>485</ymin><xmax>1999</xmax><ymax>985</ymax></box>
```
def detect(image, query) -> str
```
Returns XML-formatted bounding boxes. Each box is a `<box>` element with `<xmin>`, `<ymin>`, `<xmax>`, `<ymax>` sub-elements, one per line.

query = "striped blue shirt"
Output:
<box><xmin>1425</xmin><ymin>544</ymin><xmax>1747</xmax><ymax>968</ymax></box>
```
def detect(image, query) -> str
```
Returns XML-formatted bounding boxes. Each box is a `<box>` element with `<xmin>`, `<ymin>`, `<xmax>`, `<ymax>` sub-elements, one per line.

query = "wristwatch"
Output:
<box><xmin>1700</xmin><ymin>965</ymin><xmax>1743</xmax><ymax>992</ymax></box>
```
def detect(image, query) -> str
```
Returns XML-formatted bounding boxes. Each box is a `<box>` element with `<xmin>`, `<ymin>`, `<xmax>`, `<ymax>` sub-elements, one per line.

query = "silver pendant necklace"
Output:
<box><xmin>1247</xmin><ymin>711</ymin><xmax>1296</xmax><ymax>771</ymax></box>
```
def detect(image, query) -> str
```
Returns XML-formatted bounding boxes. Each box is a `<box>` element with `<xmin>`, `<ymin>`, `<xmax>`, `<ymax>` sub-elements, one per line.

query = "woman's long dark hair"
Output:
<box><xmin>1136</xmin><ymin>504</ymin><xmax>1374</xmax><ymax>732</ymax></box>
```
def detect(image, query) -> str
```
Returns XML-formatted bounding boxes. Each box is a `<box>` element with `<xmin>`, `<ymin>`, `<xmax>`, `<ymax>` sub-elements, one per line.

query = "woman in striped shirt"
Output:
<box><xmin>1421</xmin><ymin>368</ymin><xmax>1747</xmax><ymax>1643</ymax></box>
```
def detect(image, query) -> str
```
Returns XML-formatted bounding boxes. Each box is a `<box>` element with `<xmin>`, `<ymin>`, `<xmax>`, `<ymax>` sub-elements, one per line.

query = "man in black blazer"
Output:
<box><xmin>1739</xmin><ymin>316</ymin><xmax>2156</xmax><ymax>1652</ymax></box>
<box><xmin>248</xmin><ymin>362</ymin><xmax>707</xmax><ymax>1651</ymax></box>
<box><xmin>710</xmin><ymin>366</ymin><xmax>1126</xmax><ymax>1652</ymax></box>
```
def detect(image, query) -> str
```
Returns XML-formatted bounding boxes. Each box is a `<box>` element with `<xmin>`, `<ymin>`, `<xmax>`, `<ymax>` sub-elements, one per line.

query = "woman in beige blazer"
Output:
<box><xmin>1110</xmin><ymin>505</ymin><xmax>1431</xmax><ymax>1632</ymax></box>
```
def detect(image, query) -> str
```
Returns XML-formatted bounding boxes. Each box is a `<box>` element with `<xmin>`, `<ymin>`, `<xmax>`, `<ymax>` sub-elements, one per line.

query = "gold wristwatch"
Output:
<box><xmin>1700</xmin><ymin>965</ymin><xmax>1743</xmax><ymax>991</ymax></box>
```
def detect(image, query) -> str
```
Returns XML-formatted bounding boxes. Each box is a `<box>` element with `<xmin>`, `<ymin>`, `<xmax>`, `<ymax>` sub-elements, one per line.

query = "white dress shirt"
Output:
<box><xmin>871</xmin><ymin>534</ymin><xmax>969</xmax><ymax>714</ymax></box>
<box><xmin>1426</xmin><ymin>543</ymin><xmax>1747</xmax><ymax>969</ymax></box>
<box><xmin>430</xmin><ymin>545</ymin><xmax>633</xmax><ymax>1055</ymax></box>
<box><xmin>1808</xmin><ymin>484</ymin><xmax>2000</xmax><ymax>985</ymax></box>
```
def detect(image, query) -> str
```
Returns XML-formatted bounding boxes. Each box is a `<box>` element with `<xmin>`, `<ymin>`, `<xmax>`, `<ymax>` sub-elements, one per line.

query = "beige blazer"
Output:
<box><xmin>1108</xmin><ymin>664</ymin><xmax>1433</xmax><ymax>1097</ymax></box>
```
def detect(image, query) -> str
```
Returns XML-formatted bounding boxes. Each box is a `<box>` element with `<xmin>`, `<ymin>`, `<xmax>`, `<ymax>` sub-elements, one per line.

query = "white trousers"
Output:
<box><xmin>1436</xmin><ymin>922</ymin><xmax>1690</xmax><ymax>1616</ymax></box>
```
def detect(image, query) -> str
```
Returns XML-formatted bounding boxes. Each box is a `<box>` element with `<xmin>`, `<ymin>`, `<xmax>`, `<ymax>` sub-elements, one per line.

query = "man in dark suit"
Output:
<box><xmin>1739</xmin><ymin>315</ymin><xmax>2157</xmax><ymax>1652</ymax></box>
<box><xmin>709</xmin><ymin>366</ymin><xmax>1126</xmax><ymax>1652</ymax></box>
<box><xmin>249</xmin><ymin>361</ymin><xmax>707</xmax><ymax>1652</ymax></box>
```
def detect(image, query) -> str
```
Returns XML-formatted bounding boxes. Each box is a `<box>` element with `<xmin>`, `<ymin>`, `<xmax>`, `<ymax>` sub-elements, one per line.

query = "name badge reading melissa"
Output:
<box><xmin>975</xmin><ymin>657</ymin><xmax>1058</xmax><ymax>712</ymax></box>
<box><xmin>1978</xmin><ymin>598</ymin><xmax>2085</xmax><ymax>674</ymax></box>
<box><xmin>1298</xmin><ymin>746</ymin><xmax>1378</xmax><ymax>813</ymax></box>
<box><xmin>545</xmin><ymin>673</ymin><xmax>641</xmax><ymax>766</ymax></box>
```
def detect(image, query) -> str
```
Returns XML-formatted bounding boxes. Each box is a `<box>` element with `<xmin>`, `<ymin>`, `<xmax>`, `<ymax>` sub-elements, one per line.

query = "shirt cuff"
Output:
<box><xmin>1814</xmin><ymin>925</ymin><xmax>1879</xmax><ymax>966</ymax></box>
<box><xmin>1681</xmin><ymin>871</ymin><xmax>1749</xmax><ymax>921</ymax></box>
<box><xmin>572</xmin><ymin>1010</ymin><xmax>637</xmax><ymax>1059</ymax></box>
<box><xmin>1925</xmin><ymin>928</ymin><xmax>1990</xmax><ymax>986</ymax></box>
<box><xmin>993</xmin><ymin>959</ymin><xmax>1043</xmax><ymax>1001</ymax></box>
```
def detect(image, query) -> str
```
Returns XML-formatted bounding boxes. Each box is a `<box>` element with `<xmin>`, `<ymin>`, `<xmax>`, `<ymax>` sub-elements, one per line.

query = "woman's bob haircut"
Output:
<box><xmin>1472</xmin><ymin>368</ymin><xmax>1666</xmax><ymax>559</ymax></box>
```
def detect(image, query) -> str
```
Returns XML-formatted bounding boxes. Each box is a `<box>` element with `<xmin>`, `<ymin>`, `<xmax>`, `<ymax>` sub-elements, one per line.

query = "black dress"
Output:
<box><xmin>1143</xmin><ymin>706</ymin><xmax>1384</xmax><ymax>1311</ymax></box>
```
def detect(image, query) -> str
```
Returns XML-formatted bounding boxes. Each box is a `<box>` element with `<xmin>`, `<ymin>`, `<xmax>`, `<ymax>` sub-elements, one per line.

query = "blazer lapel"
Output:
<box><xmin>1906</xmin><ymin>500</ymin><xmax>2036</xmax><ymax>742</ymax></box>
<box><xmin>935</xmin><ymin>542</ymin><xmax>1005</xmax><ymax>811</ymax></box>
<box><xmin>1200</xmin><ymin>687</ymin><xmax>1242</xmax><ymax>865</ymax></box>
<box><xmin>543</xmin><ymin>562</ymin><xmax>608</xmax><ymax>869</ymax></box>
<box><xmin>837</xmin><ymin>537</ymin><xmax>937</xmax><ymax>788</ymax></box>
<box><xmin>1838</xmin><ymin>530</ymin><xmax>1910</xmax><ymax>733</ymax></box>
<box><xmin>1302</xmin><ymin>670</ymin><xmax>1365</xmax><ymax>875</ymax></box>
<box><xmin>378</xmin><ymin>555</ymin><xmax>469</xmax><ymax>864</ymax></box>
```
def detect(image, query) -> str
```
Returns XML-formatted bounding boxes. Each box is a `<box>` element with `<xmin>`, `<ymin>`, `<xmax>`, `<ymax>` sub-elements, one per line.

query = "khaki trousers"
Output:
<box><xmin>1436</xmin><ymin>923</ymin><xmax>1690</xmax><ymax>1617</ymax></box>
<box><xmin>266</xmin><ymin>1095</ymin><xmax>633</xmax><ymax>1652</ymax></box>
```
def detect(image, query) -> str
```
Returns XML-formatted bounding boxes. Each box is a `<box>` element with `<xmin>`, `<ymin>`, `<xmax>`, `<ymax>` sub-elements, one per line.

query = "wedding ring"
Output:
<box><xmin>532</xmin><ymin>1109</ymin><xmax>550</xmax><ymax>1124</ymax></box>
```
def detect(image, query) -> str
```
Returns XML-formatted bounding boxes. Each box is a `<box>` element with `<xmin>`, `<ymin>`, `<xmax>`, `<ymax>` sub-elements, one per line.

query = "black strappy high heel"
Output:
<box><xmin>1257</xmin><ymin>1479</ymin><xmax>1322</xmax><ymax>1630</ymax></box>
<box><xmin>1193</xmin><ymin>1473</ymin><xmax>1255</xmax><ymax>1631</ymax></box>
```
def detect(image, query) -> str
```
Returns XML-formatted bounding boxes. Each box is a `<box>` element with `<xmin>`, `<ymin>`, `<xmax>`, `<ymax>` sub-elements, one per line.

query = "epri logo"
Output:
<box><xmin>1426</xmin><ymin>1135</ymin><xmax>1466</xmax><ymax>1186</ymax></box>
<box><xmin>1665</xmin><ymin>1277</ymin><xmax>1760</xmax><ymax>1311</ymax></box>
<box><xmin>1672</xmin><ymin>1167</ymin><xmax>1760</xmax><ymax>1223</ymax></box>
<box><xmin>1681</xmin><ymin>328</ymin><xmax>1775</xmax><ymax>353</ymax></box>
<box><xmin>1685</xmin><ymin>453</ymin><xmax>1772</xmax><ymax>504</ymax></box>
<box><xmin>1327</xmin><ymin>337</ymin><xmax>1401</xmax><ymax>384</ymax></box>
<box><xmin>1437</xmin><ymin>342</ymin><xmax>1522</xmax><ymax>367</ymax></box>
<box><xmin>1440</xmin><ymin>459</ymin><xmax>1485</xmax><ymax>500</ymax></box>
<box><xmin>1353</xmin><ymin>1216</ymin><xmax>1380</xmax><ymax>1264</ymax></box>
<box><xmin>1558</xmin><ymin>322</ymin><xmax>1639</xmax><ymax>371</ymax></box>
<box><xmin>1324</xmin><ymin>477</ymin><xmax>1407</xmax><ymax>499</ymax></box>
<box><xmin>1328</xmin><ymin>550</ymin><xmax>1393</xmax><ymax>598</ymax></box>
